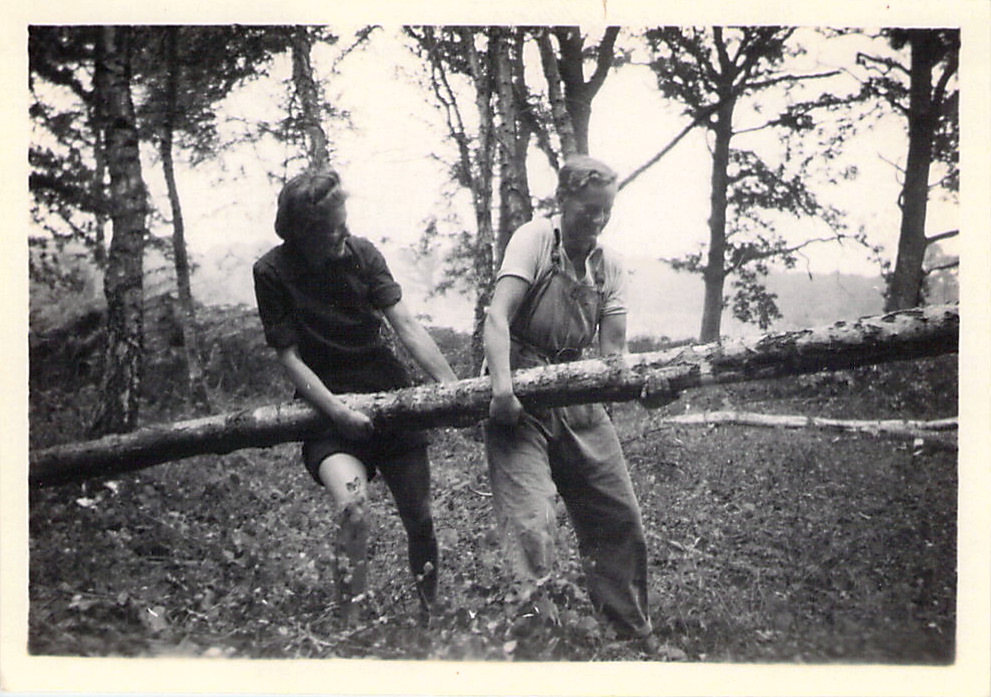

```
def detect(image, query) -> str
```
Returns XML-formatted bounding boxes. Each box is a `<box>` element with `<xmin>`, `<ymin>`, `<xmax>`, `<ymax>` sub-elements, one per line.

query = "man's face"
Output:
<box><xmin>559</xmin><ymin>182</ymin><xmax>616</xmax><ymax>259</ymax></box>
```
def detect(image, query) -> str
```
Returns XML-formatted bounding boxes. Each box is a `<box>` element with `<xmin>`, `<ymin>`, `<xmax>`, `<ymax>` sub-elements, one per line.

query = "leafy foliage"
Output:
<box><xmin>131</xmin><ymin>26</ymin><xmax>287</xmax><ymax>164</ymax></box>
<box><xmin>644</xmin><ymin>27</ymin><xmax>802</xmax><ymax>112</ymax></box>
<box><xmin>644</xmin><ymin>27</ymin><xmax>869</xmax><ymax>338</ymax></box>
<box><xmin>856</xmin><ymin>28</ymin><xmax>959</xmax><ymax>195</ymax></box>
<box><xmin>28</xmin><ymin>27</ymin><xmax>107</xmax><ymax>257</ymax></box>
<box><xmin>855</xmin><ymin>29</ymin><xmax>959</xmax><ymax>312</ymax></box>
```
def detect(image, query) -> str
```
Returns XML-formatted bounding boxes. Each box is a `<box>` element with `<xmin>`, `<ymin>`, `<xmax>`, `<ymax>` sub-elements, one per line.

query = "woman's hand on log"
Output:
<box><xmin>332</xmin><ymin>407</ymin><xmax>375</xmax><ymax>440</ymax></box>
<box><xmin>639</xmin><ymin>375</ymin><xmax>680</xmax><ymax>410</ymax></box>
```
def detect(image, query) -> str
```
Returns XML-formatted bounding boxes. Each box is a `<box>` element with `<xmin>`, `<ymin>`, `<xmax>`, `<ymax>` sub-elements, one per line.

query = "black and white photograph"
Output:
<box><xmin>3</xmin><ymin>1</ymin><xmax>989</xmax><ymax>695</ymax></box>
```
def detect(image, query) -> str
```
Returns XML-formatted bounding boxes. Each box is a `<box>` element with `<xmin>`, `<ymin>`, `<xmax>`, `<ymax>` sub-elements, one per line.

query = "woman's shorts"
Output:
<box><xmin>301</xmin><ymin>426</ymin><xmax>430</xmax><ymax>485</ymax></box>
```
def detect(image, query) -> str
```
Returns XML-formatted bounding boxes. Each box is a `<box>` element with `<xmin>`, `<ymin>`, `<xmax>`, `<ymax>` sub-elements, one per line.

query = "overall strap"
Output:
<box><xmin>508</xmin><ymin>225</ymin><xmax>606</xmax><ymax>364</ymax></box>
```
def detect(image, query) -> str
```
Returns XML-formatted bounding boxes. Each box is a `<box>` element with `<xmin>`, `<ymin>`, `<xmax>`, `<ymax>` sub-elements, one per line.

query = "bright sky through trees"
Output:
<box><xmin>141</xmin><ymin>27</ymin><xmax>958</xmax><ymax>278</ymax></box>
<box><xmin>23</xmin><ymin>16</ymin><xmax>970</xmax><ymax>339</ymax></box>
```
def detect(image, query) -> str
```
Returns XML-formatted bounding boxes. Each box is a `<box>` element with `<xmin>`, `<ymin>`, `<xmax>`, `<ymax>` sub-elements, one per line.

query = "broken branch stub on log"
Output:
<box><xmin>30</xmin><ymin>305</ymin><xmax>959</xmax><ymax>486</ymax></box>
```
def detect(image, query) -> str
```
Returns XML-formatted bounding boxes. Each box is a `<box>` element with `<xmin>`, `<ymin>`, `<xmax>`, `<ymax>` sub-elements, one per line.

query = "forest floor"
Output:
<box><xmin>25</xmin><ymin>310</ymin><xmax>958</xmax><ymax>664</ymax></box>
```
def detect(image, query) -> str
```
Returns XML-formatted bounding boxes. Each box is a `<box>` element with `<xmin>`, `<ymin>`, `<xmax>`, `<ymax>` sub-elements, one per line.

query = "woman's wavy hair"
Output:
<box><xmin>274</xmin><ymin>169</ymin><xmax>348</xmax><ymax>241</ymax></box>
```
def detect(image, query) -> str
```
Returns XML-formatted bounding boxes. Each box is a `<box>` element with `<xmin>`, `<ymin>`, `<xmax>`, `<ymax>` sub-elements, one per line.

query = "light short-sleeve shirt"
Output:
<box><xmin>497</xmin><ymin>215</ymin><xmax>628</xmax><ymax>317</ymax></box>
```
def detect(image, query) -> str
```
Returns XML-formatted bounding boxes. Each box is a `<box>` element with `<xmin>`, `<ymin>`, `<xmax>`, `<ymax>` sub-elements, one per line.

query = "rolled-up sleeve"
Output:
<box><xmin>360</xmin><ymin>242</ymin><xmax>403</xmax><ymax>309</ymax></box>
<box><xmin>253</xmin><ymin>260</ymin><xmax>298</xmax><ymax>350</ymax></box>
<box><xmin>496</xmin><ymin>220</ymin><xmax>544</xmax><ymax>284</ymax></box>
<box><xmin>601</xmin><ymin>249</ymin><xmax>628</xmax><ymax>317</ymax></box>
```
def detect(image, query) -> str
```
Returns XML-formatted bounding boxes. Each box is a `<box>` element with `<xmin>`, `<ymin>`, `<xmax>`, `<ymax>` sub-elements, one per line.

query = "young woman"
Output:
<box><xmin>483</xmin><ymin>156</ymin><xmax>657</xmax><ymax>647</ymax></box>
<box><xmin>253</xmin><ymin>169</ymin><xmax>457</xmax><ymax>625</ymax></box>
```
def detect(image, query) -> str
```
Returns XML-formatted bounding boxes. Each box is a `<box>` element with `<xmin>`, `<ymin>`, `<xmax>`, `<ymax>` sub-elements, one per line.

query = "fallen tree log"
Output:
<box><xmin>30</xmin><ymin>304</ymin><xmax>959</xmax><ymax>487</ymax></box>
<box><xmin>653</xmin><ymin>412</ymin><xmax>958</xmax><ymax>450</ymax></box>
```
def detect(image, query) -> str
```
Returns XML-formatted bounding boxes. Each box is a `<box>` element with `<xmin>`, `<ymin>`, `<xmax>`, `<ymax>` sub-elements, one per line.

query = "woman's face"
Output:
<box><xmin>559</xmin><ymin>182</ymin><xmax>617</xmax><ymax>258</ymax></box>
<box><xmin>298</xmin><ymin>200</ymin><xmax>350</xmax><ymax>264</ymax></box>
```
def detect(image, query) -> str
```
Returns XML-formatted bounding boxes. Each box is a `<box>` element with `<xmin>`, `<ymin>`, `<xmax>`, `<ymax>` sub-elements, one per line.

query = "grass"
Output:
<box><xmin>25</xmin><ymin>313</ymin><xmax>958</xmax><ymax>663</ymax></box>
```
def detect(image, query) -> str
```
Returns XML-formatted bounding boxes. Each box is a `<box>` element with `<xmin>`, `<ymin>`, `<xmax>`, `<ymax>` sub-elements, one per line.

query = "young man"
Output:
<box><xmin>483</xmin><ymin>156</ymin><xmax>659</xmax><ymax>648</ymax></box>
<box><xmin>253</xmin><ymin>169</ymin><xmax>457</xmax><ymax>625</ymax></box>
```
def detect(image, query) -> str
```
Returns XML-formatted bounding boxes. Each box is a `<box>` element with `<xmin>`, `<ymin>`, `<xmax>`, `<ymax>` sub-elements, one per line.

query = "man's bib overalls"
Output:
<box><xmin>484</xmin><ymin>229</ymin><xmax>652</xmax><ymax>639</ymax></box>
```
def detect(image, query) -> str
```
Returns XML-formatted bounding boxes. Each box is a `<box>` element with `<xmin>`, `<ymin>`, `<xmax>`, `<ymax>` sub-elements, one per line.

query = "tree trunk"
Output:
<box><xmin>411</xmin><ymin>27</ymin><xmax>498</xmax><ymax>375</ymax></box>
<box><xmin>885</xmin><ymin>30</ymin><xmax>940</xmax><ymax>312</ymax></box>
<box><xmin>536</xmin><ymin>28</ymin><xmax>578</xmax><ymax>160</ymax></box>
<box><xmin>552</xmin><ymin>26</ymin><xmax>618</xmax><ymax>157</ymax></box>
<box><xmin>88</xmin><ymin>26</ymin><xmax>149</xmax><ymax>437</ymax></box>
<box><xmin>494</xmin><ymin>28</ymin><xmax>532</xmax><ymax>264</ymax></box>
<box><xmin>34</xmin><ymin>305</ymin><xmax>958</xmax><ymax>486</ymax></box>
<box><xmin>699</xmin><ymin>96</ymin><xmax>735</xmax><ymax>342</ymax></box>
<box><xmin>290</xmin><ymin>25</ymin><xmax>330</xmax><ymax>171</ymax></box>
<box><xmin>161</xmin><ymin>26</ymin><xmax>211</xmax><ymax>414</ymax></box>
<box><xmin>553</xmin><ymin>27</ymin><xmax>591</xmax><ymax>155</ymax></box>
<box><xmin>464</xmin><ymin>28</ymin><xmax>497</xmax><ymax>374</ymax></box>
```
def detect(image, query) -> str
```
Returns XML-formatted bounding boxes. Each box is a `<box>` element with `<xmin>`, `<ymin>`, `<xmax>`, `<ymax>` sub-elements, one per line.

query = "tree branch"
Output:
<box><xmin>665</xmin><ymin>29</ymin><xmax>720</xmax><ymax>90</ymax></box>
<box><xmin>731</xmin><ymin>28</ymin><xmax>789</xmax><ymax>90</ymax></box>
<box><xmin>330</xmin><ymin>26</ymin><xmax>380</xmax><ymax>72</ymax></box>
<box><xmin>733</xmin><ymin>119</ymin><xmax>780</xmax><ymax>136</ymax></box>
<box><xmin>878</xmin><ymin>151</ymin><xmax>906</xmax><ymax>178</ymax></box>
<box><xmin>724</xmin><ymin>235</ymin><xmax>845</xmax><ymax>274</ymax></box>
<box><xmin>587</xmin><ymin>26</ymin><xmax>619</xmax><ymax>94</ymax></box>
<box><xmin>926</xmin><ymin>229</ymin><xmax>959</xmax><ymax>246</ymax></box>
<box><xmin>431</xmin><ymin>61</ymin><xmax>473</xmax><ymax>188</ymax></box>
<box><xmin>930</xmin><ymin>39</ymin><xmax>959</xmax><ymax>109</ymax></box>
<box><xmin>924</xmin><ymin>260</ymin><xmax>959</xmax><ymax>275</ymax></box>
<box><xmin>714</xmin><ymin>26</ymin><xmax>732</xmax><ymax>75</ymax></box>
<box><xmin>653</xmin><ymin>411</ymin><xmax>957</xmax><ymax>450</ymax></box>
<box><xmin>745</xmin><ymin>69</ymin><xmax>841</xmax><ymax>92</ymax></box>
<box><xmin>856</xmin><ymin>52</ymin><xmax>910</xmax><ymax>78</ymax></box>
<box><xmin>618</xmin><ymin>102</ymin><xmax>720</xmax><ymax>190</ymax></box>
<box><xmin>536</xmin><ymin>28</ymin><xmax>576</xmax><ymax>160</ymax></box>
<box><xmin>552</xmin><ymin>26</ymin><xmax>585</xmax><ymax>91</ymax></box>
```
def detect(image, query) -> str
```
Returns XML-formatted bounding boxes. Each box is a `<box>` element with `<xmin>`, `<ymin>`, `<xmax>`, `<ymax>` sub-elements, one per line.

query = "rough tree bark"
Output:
<box><xmin>535</xmin><ymin>28</ymin><xmax>578</xmax><ymax>160</ymax></box>
<box><xmin>494</xmin><ymin>27</ymin><xmax>532</xmax><ymax>263</ymax></box>
<box><xmin>32</xmin><ymin>305</ymin><xmax>958</xmax><ymax>486</ymax></box>
<box><xmin>88</xmin><ymin>26</ymin><xmax>150</xmax><ymax>437</ymax></box>
<box><xmin>462</xmin><ymin>29</ymin><xmax>498</xmax><ymax>373</ymax></box>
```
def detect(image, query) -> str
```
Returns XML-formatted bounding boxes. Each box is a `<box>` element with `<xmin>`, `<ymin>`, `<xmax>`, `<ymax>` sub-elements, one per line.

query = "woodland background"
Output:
<box><xmin>12</xmin><ymin>17</ymin><xmax>983</xmax><ymax>678</ymax></box>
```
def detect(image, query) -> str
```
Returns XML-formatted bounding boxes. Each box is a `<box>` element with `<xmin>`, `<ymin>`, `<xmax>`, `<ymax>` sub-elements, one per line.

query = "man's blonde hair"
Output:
<box><xmin>555</xmin><ymin>156</ymin><xmax>618</xmax><ymax>201</ymax></box>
